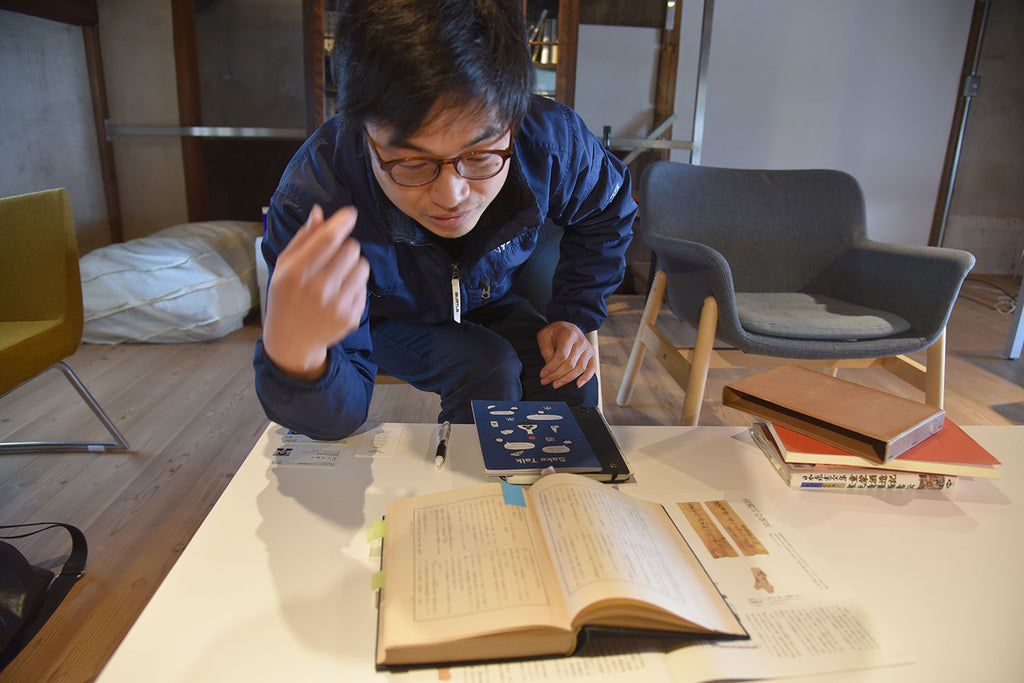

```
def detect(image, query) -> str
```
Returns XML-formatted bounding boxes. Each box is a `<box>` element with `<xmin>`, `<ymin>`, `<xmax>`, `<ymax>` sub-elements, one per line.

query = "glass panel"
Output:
<box><xmin>525</xmin><ymin>0</ymin><xmax>559</xmax><ymax>98</ymax></box>
<box><xmin>194</xmin><ymin>0</ymin><xmax>305</xmax><ymax>128</ymax></box>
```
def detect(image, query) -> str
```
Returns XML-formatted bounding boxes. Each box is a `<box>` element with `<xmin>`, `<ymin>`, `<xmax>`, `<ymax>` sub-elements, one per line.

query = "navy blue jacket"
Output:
<box><xmin>254</xmin><ymin>96</ymin><xmax>636</xmax><ymax>439</ymax></box>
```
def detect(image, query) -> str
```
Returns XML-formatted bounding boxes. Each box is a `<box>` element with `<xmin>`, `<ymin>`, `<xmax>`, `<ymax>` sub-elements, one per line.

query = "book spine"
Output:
<box><xmin>789</xmin><ymin>470</ymin><xmax>958</xmax><ymax>491</ymax></box>
<box><xmin>750</xmin><ymin>425</ymin><xmax>958</xmax><ymax>491</ymax></box>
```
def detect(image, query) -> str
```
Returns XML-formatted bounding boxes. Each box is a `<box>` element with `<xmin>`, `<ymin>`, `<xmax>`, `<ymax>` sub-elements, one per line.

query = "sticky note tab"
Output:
<box><xmin>371</xmin><ymin>570</ymin><xmax>385</xmax><ymax>590</ymax></box>
<box><xmin>367</xmin><ymin>519</ymin><xmax>387</xmax><ymax>542</ymax></box>
<box><xmin>501</xmin><ymin>481</ymin><xmax>527</xmax><ymax>507</ymax></box>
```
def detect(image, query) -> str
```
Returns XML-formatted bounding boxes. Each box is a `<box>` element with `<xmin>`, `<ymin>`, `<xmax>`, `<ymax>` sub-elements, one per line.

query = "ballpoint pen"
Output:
<box><xmin>434</xmin><ymin>421</ymin><xmax>451</xmax><ymax>469</ymax></box>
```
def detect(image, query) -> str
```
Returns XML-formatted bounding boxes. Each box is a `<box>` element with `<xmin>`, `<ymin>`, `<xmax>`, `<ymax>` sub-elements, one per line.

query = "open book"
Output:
<box><xmin>375</xmin><ymin>473</ymin><xmax>747</xmax><ymax>668</ymax></box>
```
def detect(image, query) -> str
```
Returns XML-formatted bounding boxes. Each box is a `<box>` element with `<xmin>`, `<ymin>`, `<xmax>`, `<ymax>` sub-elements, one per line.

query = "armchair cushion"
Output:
<box><xmin>735</xmin><ymin>292</ymin><xmax>911</xmax><ymax>340</ymax></box>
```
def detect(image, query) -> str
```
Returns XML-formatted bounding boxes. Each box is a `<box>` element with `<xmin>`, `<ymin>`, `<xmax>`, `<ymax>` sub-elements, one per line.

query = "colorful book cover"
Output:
<box><xmin>471</xmin><ymin>400</ymin><xmax>602</xmax><ymax>476</ymax></box>
<box><xmin>751</xmin><ymin>424</ymin><xmax>958</xmax><ymax>491</ymax></box>
<box><xmin>770</xmin><ymin>420</ymin><xmax>1001</xmax><ymax>479</ymax></box>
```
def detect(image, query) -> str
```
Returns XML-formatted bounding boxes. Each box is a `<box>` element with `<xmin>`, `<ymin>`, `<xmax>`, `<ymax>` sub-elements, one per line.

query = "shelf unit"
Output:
<box><xmin>304</xmin><ymin>0</ymin><xmax>579</xmax><ymax>130</ymax></box>
<box><xmin>525</xmin><ymin>0</ymin><xmax>578</xmax><ymax>107</ymax></box>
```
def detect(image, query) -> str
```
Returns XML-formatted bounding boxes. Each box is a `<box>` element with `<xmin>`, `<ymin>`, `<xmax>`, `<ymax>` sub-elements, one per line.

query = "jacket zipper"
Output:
<box><xmin>451</xmin><ymin>263</ymin><xmax>462</xmax><ymax>323</ymax></box>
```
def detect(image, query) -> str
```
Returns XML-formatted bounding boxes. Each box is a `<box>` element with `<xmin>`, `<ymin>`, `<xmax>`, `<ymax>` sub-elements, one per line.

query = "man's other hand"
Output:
<box><xmin>537</xmin><ymin>321</ymin><xmax>596</xmax><ymax>389</ymax></box>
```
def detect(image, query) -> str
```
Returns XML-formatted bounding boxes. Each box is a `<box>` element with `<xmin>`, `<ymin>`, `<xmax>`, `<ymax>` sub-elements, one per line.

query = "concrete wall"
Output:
<box><xmin>941</xmin><ymin>0</ymin><xmax>1024</xmax><ymax>274</ymax></box>
<box><xmin>0</xmin><ymin>10</ymin><xmax>110</xmax><ymax>253</ymax></box>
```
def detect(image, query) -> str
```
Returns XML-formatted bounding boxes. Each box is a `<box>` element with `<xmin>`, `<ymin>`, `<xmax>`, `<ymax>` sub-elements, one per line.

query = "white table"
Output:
<box><xmin>98</xmin><ymin>423</ymin><xmax>1023</xmax><ymax>682</ymax></box>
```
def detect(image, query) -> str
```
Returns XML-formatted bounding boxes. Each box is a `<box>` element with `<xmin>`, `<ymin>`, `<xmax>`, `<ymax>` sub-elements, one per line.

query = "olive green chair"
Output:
<box><xmin>0</xmin><ymin>188</ymin><xmax>128</xmax><ymax>453</ymax></box>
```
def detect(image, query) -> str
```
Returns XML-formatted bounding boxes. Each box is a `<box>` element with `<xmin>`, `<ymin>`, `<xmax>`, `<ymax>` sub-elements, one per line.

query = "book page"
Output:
<box><xmin>527</xmin><ymin>474</ymin><xmax>743</xmax><ymax>634</ymax></box>
<box><xmin>390</xmin><ymin>632</ymin><xmax>677</xmax><ymax>683</ymax></box>
<box><xmin>390</xmin><ymin>496</ymin><xmax>910</xmax><ymax>682</ymax></box>
<box><xmin>380</xmin><ymin>482</ymin><xmax>570</xmax><ymax>651</ymax></box>
<box><xmin>661</xmin><ymin>498</ymin><xmax>910</xmax><ymax>681</ymax></box>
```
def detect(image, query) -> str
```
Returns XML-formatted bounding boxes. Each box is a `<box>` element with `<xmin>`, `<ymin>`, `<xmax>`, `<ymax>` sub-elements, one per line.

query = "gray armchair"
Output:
<box><xmin>616</xmin><ymin>162</ymin><xmax>975</xmax><ymax>425</ymax></box>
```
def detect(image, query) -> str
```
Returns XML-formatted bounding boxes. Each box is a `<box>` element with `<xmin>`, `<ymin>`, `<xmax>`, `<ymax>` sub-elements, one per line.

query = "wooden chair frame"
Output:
<box><xmin>616</xmin><ymin>270</ymin><xmax>945</xmax><ymax>426</ymax></box>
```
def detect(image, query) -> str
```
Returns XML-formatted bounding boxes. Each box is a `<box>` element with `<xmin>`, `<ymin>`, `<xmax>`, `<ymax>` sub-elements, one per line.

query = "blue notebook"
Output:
<box><xmin>471</xmin><ymin>400</ymin><xmax>603</xmax><ymax>477</ymax></box>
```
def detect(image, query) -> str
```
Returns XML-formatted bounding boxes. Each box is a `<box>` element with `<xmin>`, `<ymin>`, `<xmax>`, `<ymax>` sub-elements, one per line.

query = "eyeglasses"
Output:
<box><xmin>364</xmin><ymin>126</ymin><xmax>514</xmax><ymax>187</ymax></box>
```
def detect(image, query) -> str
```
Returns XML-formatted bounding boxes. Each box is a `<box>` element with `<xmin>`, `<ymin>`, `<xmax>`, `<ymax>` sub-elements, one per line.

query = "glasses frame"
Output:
<box><xmin>364</xmin><ymin>126</ymin><xmax>514</xmax><ymax>187</ymax></box>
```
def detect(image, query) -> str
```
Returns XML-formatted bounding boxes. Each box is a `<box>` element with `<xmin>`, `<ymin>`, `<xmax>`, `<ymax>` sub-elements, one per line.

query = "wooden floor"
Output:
<box><xmin>1</xmin><ymin>274</ymin><xmax>1022</xmax><ymax>681</ymax></box>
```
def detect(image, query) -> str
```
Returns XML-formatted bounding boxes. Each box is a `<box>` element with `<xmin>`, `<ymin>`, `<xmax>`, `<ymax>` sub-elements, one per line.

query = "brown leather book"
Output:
<box><xmin>723</xmin><ymin>365</ymin><xmax>944</xmax><ymax>463</ymax></box>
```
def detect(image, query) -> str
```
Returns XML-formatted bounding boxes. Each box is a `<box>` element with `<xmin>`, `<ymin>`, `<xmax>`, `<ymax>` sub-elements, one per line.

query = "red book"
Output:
<box><xmin>769</xmin><ymin>419</ymin><xmax>1001</xmax><ymax>479</ymax></box>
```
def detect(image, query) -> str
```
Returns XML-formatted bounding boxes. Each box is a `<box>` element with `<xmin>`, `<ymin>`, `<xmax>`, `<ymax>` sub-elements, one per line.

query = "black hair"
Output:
<box><xmin>331</xmin><ymin>0</ymin><xmax>534</xmax><ymax>141</ymax></box>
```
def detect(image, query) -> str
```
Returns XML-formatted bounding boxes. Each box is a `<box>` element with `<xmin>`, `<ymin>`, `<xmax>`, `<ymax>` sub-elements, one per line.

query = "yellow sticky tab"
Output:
<box><xmin>367</xmin><ymin>518</ymin><xmax>387</xmax><ymax>542</ymax></box>
<box><xmin>371</xmin><ymin>570</ymin><xmax>385</xmax><ymax>590</ymax></box>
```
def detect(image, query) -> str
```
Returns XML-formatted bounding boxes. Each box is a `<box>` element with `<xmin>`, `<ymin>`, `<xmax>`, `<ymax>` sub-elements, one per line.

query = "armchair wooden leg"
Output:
<box><xmin>925</xmin><ymin>329</ymin><xmax>946</xmax><ymax>410</ymax></box>
<box><xmin>682</xmin><ymin>296</ymin><xmax>718</xmax><ymax>426</ymax></box>
<box><xmin>880</xmin><ymin>328</ymin><xmax>946</xmax><ymax>409</ymax></box>
<box><xmin>616</xmin><ymin>270</ymin><xmax>667</xmax><ymax>406</ymax></box>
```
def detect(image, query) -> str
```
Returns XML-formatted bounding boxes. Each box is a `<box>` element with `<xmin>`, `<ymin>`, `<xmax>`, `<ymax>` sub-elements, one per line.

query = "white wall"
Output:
<box><xmin>0</xmin><ymin>10</ymin><xmax>110</xmax><ymax>253</ymax></box>
<box><xmin>574</xmin><ymin>0</ymin><xmax>974</xmax><ymax>247</ymax></box>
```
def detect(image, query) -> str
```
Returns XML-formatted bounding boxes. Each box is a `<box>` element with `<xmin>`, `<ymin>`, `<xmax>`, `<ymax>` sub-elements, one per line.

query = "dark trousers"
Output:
<box><xmin>369</xmin><ymin>294</ymin><xmax>598</xmax><ymax>423</ymax></box>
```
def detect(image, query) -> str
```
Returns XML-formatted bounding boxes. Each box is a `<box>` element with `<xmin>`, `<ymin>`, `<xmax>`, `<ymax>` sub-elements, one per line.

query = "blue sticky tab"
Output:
<box><xmin>501</xmin><ymin>481</ymin><xmax>527</xmax><ymax>507</ymax></box>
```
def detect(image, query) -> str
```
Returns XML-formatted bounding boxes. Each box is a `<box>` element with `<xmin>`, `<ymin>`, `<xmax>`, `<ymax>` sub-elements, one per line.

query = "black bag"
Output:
<box><xmin>0</xmin><ymin>523</ymin><xmax>87</xmax><ymax>670</ymax></box>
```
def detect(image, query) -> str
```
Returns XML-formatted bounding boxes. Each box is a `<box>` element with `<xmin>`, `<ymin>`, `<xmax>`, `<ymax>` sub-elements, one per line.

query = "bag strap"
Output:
<box><xmin>0</xmin><ymin>523</ymin><xmax>87</xmax><ymax>655</ymax></box>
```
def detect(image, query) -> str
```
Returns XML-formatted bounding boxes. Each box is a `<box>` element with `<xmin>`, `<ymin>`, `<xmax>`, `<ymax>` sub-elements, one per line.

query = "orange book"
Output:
<box><xmin>769</xmin><ymin>419</ymin><xmax>1001</xmax><ymax>479</ymax></box>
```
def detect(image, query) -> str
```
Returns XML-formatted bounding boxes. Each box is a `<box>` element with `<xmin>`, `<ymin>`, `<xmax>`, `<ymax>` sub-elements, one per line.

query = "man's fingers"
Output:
<box><xmin>543</xmin><ymin>346</ymin><xmax>594</xmax><ymax>388</ymax></box>
<box><xmin>317</xmin><ymin>237</ymin><xmax>366</xmax><ymax>300</ymax></box>
<box><xmin>575</xmin><ymin>355</ymin><xmax>597</xmax><ymax>387</ymax></box>
<box><xmin>282</xmin><ymin>206</ymin><xmax>359</xmax><ymax>274</ymax></box>
<box><xmin>330</xmin><ymin>257</ymin><xmax>371</xmax><ymax>331</ymax></box>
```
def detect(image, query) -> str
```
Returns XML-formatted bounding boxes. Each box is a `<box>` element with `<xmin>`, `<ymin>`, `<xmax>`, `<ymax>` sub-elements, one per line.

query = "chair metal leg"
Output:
<box><xmin>616</xmin><ymin>270</ymin><xmax>667</xmax><ymax>406</ymax></box>
<box><xmin>682</xmin><ymin>296</ymin><xmax>718</xmax><ymax>426</ymax></box>
<box><xmin>0</xmin><ymin>361</ymin><xmax>129</xmax><ymax>454</ymax></box>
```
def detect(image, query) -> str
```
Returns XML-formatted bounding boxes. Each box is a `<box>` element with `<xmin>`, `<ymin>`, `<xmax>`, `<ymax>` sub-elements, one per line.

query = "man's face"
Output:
<box><xmin>365</xmin><ymin>106</ymin><xmax>512</xmax><ymax>239</ymax></box>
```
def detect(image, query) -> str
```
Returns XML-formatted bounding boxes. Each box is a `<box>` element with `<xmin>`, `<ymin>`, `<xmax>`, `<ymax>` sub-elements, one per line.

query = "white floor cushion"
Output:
<box><xmin>80</xmin><ymin>220</ymin><xmax>262</xmax><ymax>343</ymax></box>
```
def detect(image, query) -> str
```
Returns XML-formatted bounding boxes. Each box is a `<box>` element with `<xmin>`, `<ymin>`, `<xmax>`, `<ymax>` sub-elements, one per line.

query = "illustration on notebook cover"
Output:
<box><xmin>470</xmin><ymin>400</ymin><xmax>602</xmax><ymax>475</ymax></box>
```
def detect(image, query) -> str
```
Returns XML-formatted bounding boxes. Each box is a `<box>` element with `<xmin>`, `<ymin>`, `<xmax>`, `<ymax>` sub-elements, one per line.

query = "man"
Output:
<box><xmin>254</xmin><ymin>0</ymin><xmax>636</xmax><ymax>440</ymax></box>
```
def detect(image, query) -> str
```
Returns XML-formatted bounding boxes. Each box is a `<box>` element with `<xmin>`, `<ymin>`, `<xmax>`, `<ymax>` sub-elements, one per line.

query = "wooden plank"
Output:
<box><xmin>555</xmin><ymin>0</ymin><xmax>578</xmax><ymax>108</ymax></box>
<box><xmin>580</xmin><ymin>0</ymin><xmax>665</xmax><ymax>28</ymax></box>
<box><xmin>0</xmin><ymin>329</ymin><xmax>267</xmax><ymax>681</ymax></box>
<box><xmin>0</xmin><ymin>0</ymin><xmax>98</xmax><ymax>26</ymax></box>
<box><xmin>302</xmin><ymin>0</ymin><xmax>325</xmax><ymax>133</ymax></box>
<box><xmin>652</xmin><ymin>0</ymin><xmax>681</xmax><ymax>163</ymax></box>
<box><xmin>170</xmin><ymin>0</ymin><xmax>206</xmax><ymax>222</ymax></box>
<box><xmin>82</xmin><ymin>25</ymin><xmax>123</xmax><ymax>243</ymax></box>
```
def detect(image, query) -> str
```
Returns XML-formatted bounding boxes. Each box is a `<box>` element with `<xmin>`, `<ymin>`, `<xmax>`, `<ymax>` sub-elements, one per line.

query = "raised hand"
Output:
<box><xmin>262</xmin><ymin>205</ymin><xmax>370</xmax><ymax>380</ymax></box>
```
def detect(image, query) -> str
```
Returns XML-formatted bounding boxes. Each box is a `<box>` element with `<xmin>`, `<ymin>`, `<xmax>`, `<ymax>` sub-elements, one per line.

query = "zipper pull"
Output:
<box><xmin>451</xmin><ymin>264</ymin><xmax>462</xmax><ymax>323</ymax></box>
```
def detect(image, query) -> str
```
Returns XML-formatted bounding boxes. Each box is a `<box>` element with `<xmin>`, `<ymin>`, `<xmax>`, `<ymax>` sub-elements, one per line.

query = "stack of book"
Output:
<box><xmin>751</xmin><ymin>420</ymin><xmax>1001</xmax><ymax>491</ymax></box>
<box><xmin>721</xmin><ymin>365</ymin><xmax>1001</xmax><ymax>491</ymax></box>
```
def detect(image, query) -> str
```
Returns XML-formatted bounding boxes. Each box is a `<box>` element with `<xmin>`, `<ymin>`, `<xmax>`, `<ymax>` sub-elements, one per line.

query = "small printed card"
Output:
<box><xmin>471</xmin><ymin>400</ymin><xmax>602</xmax><ymax>477</ymax></box>
<box><xmin>269</xmin><ymin>424</ymin><xmax>404</xmax><ymax>468</ymax></box>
